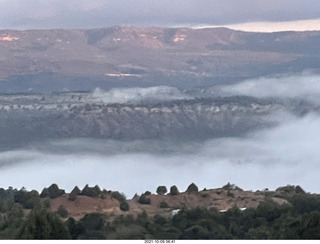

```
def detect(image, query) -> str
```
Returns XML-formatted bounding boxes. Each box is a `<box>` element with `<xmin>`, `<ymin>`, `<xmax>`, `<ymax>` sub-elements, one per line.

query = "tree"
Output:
<box><xmin>40</xmin><ymin>188</ymin><xmax>50</xmax><ymax>198</ymax></box>
<box><xmin>170</xmin><ymin>185</ymin><xmax>179</xmax><ymax>195</ymax></box>
<box><xmin>156</xmin><ymin>186</ymin><xmax>167</xmax><ymax>195</ymax></box>
<box><xmin>186</xmin><ymin>183</ymin><xmax>198</xmax><ymax>193</ymax></box>
<box><xmin>138</xmin><ymin>194</ymin><xmax>151</xmax><ymax>205</ymax></box>
<box><xmin>112</xmin><ymin>191</ymin><xmax>130</xmax><ymax>211</ymax></box>
<box><xmin>47</xmin><ymin>184</ymin><xmax>65</xmax><ymax>199</ymax></box>
<box><xmin>159</xmin><ymin>201</ymin><xmax>169</xmax><ymax>208</ymax></box>
<box><xmin>17</xmin><ymin>209</ymin><xmax>70</xmax><ymax>239</ymax></box>
<box><xmin>14</xmin><ymin>188</ymin><xmax>40</xmax><ymax>209</ymax></box>
<box><xmin>57</xmin><ymin>205</ymin><xmax>68</xmax><ymax>218</ymax></box>
<box><xmin>120</xmin><ymin>201</ymin><xmax>130</xmax><ymax>212</ymax></box>
<box><xmin>68</xmin><ymin>186</ymin><xmax>81</xmax><ymax>201</ymax></box>
<box><xmin>66</xmin><ymin>217</ymin><xmax>84</xmax><ymax>240</ymax></box>
<box><xmin>80</xmin><ymin>184</ymin><xmax>100</xmax><ymax>198</ymax></box>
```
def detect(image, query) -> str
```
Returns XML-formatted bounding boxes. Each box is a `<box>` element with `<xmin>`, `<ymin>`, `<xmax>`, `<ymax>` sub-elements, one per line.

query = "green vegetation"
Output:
<box><xmin>80</xmin><ymin>184</ymin><xmax>102</xmax><ymax>198</ymax></box>
<box><xmin>68</xmin><ymin>186</ymin><xmax>81</xmax><ymax>201</ymax></box>
<box><xmin>138</xmin><ymin>194</ymin><xmax>151</xmax><ymax>205</ymax></box>
<box><xmin>156</xmin><ymin>186</ymin><xmax>167</xmax><ymax>195</ymax></box>
<box><xmin>40</xmin><ymin>184</ymin><xmax>65</xmax><ymax>199</ymax></box>
<box><xmin>111</xmin><ymin>191</ymin><xmax>130</xmax><ymax>211</ymax></box>
<box><xmin>169</xmin><ymin>185</ymin><xmax>179</xmax><ymax>195</ymax></box>
<box><xmin>159</xmin><ymin>201</ymin><xmax>170</xmax><ymax>208</ymax></box>
<box><xmin>0</xmin><ymin>184</ymin><xmax>320</xmax><ymax>239</ymax></box>
<box><xmin>186</xmin><ymin>183</ymin><xmax>198</xmax><ymax>193</ymax></box>
<box><xmin>56</xmin><ymin>205</ymin><xmax>68</xmax><ymax>218</ymax></box>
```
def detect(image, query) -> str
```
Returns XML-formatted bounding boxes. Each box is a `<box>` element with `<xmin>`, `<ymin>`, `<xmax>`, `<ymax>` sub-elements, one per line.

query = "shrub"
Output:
<box><xmin>112</xmin><ymin>191</ymin><xmax>129</xmax><ymax>212</ymax></box>
<box><xmin>159</xmin><ymin>201</ymin><xmax>169</xmax><ymax>208</ymax></box>
<box><xmin>68</xmin><ymin>186</ymin><xmax>81</xmax><ymax>201</ymax></box>
<box><xmin>186</xmin><ymin>183</ymin><xmax>198</xmax><ymax>193</ymax></box>
<box><xmin>227</xmin><ymin>190</ymin><xmax>234</xmax><ymax>198</ymax></box>
<box><xmin>14</xmin><ymin>189</ymin><xmax>40</xmax><ymax>209</ymax></box>
<box><xmin>295</xmin><ymin>185</ymin><xmax>305</xmax><ymax>194</ymax></box>
<box><xmin>57</xmin><ymin>205</ymin><xmax>68</xmax><ymax>218</ymax></box>
<box><xmin>111</xmin><ymin>191</ymin><xmax>126</xmax><ymax>202</ymax></box>
<box><xmin>47</xmin><ymin>184</ymin><xmax>65</xmax><ymax>199</ymax></box>
<box><xmin>170</xmin><ymin>185</ymin><xmax>179</xmax><ymax>195</ymax></box>
<box><xmin>42</xmin><ymin>199</ymin><xmax>51</xmax><ymax>209</ymax></box>
<box><xmin>80</xmin><ymin>184</ymin><xmax>100</xmax><ymax>198</ymax></box>
<box><xmin>156</xmin><ymin>186</ymin><xmax>167</xmax><ymax>195</ymax></box>
<box><xmin>17</xmin><ymin>209</ymin><xmax>71</xmax><ymax>239</ymax></box>
<box><xmin>120</xmin><ymin>201</ymin><xmax>130</xmax><ymax>212</ymax></box>
<box><xmin>138</xmin><ymin>194</ymin><xmax>151</xmax><ymax>205</ymax></box>
<box><xmin>70</xmin><ymin>186</ymin><xmax>81</xmax><ymax>195</ymax></box>
<box><xmin>40</xmin><ymin>188</ymin><xmax>49</xmax><ymax>198</ymax></box>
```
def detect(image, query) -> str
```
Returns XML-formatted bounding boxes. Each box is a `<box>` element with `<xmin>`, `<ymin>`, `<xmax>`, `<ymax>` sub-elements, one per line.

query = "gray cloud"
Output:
<box><xmin>1</xmin><ymin>0</ymin><xmax>320</xmax><ymax>29</ymax></box>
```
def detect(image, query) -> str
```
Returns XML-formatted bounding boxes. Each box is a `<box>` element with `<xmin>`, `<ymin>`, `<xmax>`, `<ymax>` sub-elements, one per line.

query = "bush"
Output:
<box><xmin>14</xmin><ymin>188</ymin><xmax>40</xmax><ymax>209</ymax></box>
<box><xmin>138</xmin><ymin>195</ymin><xmax>151</xmax><ymax>205</ymax></box>
<box><xmin>227</xmin><ymin>190</ymin><xmax>234</xmax><ymax>198</ymax></box>
<box><xmin>68</xmin><ymin>192</ymin><xmax>77</xmax><ymax>201</ymax></box>
<box><xmin>70</xmin><ymin>186</ymin><xmax>81</xmax><ymax>195</ymax></box>
<box><xmin>156</xmin><ymin>186</ymin><xmax>167</xmax><ymax>195</ymax></box>
<box><xmin>68</xmin><ymin>186</ymin><xmax>81</xmax><ymax>201</ymax></box>
<box><xmin>120</xmin><ymin>201</ymin><xmax>130</xmax><ymax>212</ymax></box>
<box><xmin>42</xmin><ymin>199</ymin><xmax>51</xmax><ymax>209</ymax></box>
<box><xmin>17</xmin><ymin>209</ymin><xmax>71</xmax><ymax>239</ymax></box>
<box><xmin>186</xmin><ymin>183</ymin><xmax>198</xmax><ymax>193</ymax></box>
<box><xmin>111</xmin><ymin>191</ymin><xmax>126</xmax><ymax>202</ymax></box>
<box><xmin>80</xmin><ymin>184</ymin><xmax>100</xmax><ymax>198</ymax></box>
<box><xmin>111</xmin><ymin>191</ymin><xmax>130</xmax><ymax>212</ymax></box>
<box><xmin>170</xmin><ymin>185</ymin><xmax>179</xmax><ymax>195</ymax></box>
<box><xmin>47</xmin><ymin>184</ymin><xmax>65</xmax><ymax>199</ymax></box>
<box><xmin>159</xmin><ymin>201</ymin><xmax>170</xmax><ymax>208</ymax></box>
<box><xmin>40</xmin><ymin>188</ymin><xmax>49</xmax><ymax>198</ymax></box>
<box><xmin>57</xmin><ymin>205</ymin><xmax>68</xmax><ymax>218</ymax></box>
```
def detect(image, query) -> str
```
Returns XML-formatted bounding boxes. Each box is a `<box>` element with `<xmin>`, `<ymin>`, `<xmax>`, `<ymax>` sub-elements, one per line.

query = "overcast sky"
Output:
<box><xmin>1</xmin><ymin>0</ymin><xmax>320</xmax><ymax>30</ymax></box>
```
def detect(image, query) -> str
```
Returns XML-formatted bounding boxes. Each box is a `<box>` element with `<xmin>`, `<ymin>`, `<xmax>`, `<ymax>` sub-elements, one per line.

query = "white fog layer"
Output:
<box><xmin>0</xmin><ymin>112</ymin><xmax>319</xmax><ymax>197</ymax></box>
<box><xmin>219</xmin><ymin>75</ymin><xmax>320</xmax><ymax>103</ymax></box>
<box><xmin>90</xmin><ymin>86</ymin><xmax>191</xmax><ymax>104</ymax></box>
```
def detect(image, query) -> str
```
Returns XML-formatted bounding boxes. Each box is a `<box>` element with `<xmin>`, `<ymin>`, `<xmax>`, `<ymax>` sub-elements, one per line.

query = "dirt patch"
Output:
<box><xmin>50</xmin><ymin>195</ymin><xmax>121</xmax><ymax>220</ymax></box>
<box><xmin>49</xmin><ymin>188</ymin><xmax>290</xmax><ymax>219</ymax></box>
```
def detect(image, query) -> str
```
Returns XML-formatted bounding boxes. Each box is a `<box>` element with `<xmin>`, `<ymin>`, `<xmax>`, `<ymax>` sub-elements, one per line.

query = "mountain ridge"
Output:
<box><xmin>1</xmin><ymin>27</ymin><xmax>320</xmax><ymax>93</ymax></box>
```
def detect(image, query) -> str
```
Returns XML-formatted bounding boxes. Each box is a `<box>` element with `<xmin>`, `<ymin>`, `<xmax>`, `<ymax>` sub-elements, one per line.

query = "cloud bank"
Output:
<box><xmin>219</xmin><ymin>75</ymin><xmax>320</xmax><ymax>104</ymax></box>
<box><xmin>1</xmin><ymin>0</ymin><xmax>320</xmax><ymax>29</ymax></box>
<box><xmin>90</xmin><ymin>86</ymin><xmax>191</xmax><ymax>104</ymax></box>
<box><xmin>0</xmin><ymin>112</ymin><xmax>319</xmax><ymax>197</ymax></box>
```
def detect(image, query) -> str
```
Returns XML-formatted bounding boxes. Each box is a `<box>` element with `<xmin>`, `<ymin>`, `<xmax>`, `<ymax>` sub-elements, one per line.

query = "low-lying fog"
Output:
<box><xmin>0</xmin><ymin>111</ymin><xmax>319</xmax><ymax>197</ymax></box>
<box><xmin>1</xmin><ymin>74</ymin><xmax>320</xmax><ymax>197</ymax></box>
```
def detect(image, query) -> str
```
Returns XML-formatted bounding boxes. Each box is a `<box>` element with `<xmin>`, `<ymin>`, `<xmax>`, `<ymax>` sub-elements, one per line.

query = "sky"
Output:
<box><xmin>1</xmin><ymin>0</ymin><xmax>320</xmax><ymax>31</ymax></box>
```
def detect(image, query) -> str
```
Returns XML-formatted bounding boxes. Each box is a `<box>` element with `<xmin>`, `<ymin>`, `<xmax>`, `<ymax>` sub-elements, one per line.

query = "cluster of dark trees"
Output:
<box><xmin>0</xmin><ymin>184</ymin><xmax>129</xmax><ymax>212</ymax></box>
<box><xmin>0</xmin><ymin>184</ymin><xmax>320</xmax><ymax>239</ymax></box>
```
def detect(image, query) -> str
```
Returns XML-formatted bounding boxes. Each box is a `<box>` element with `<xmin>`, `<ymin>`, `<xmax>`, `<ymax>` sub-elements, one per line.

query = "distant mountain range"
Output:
<box><xmin>1</xmin><ymin>27</ymin><xmax>320</xmax><ymax>93</ymax></box>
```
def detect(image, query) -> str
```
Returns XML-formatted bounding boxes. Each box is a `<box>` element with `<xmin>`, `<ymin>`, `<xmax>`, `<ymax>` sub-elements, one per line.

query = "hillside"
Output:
<box><xmin>49</xmin><ymin>184</ymin><xmax>290</xmax><ymax>220</ymax></box>
<box><xmin>1</xmin><ymin>27</ymin><xmax>320</xmax><ymax>93</ymax></box>
<box><xmin>1</xmin><ymin>183</ymin><xmax>319</xmax><ymax>239</ymax></box>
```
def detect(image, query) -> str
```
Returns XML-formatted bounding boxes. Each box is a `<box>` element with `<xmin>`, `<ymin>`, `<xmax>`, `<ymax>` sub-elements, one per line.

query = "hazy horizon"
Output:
<box><xmin>1</xmin><ymin>0</ymin><xmax>320</xmax><ymax>32</ymax></box>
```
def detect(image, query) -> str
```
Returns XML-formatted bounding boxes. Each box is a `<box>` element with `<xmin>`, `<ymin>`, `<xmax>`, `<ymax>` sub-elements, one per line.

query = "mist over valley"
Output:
<box><xmin>1</xmin><ymin>26</ymin><xmax>320</xmax><ymax>197</ymax></box>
